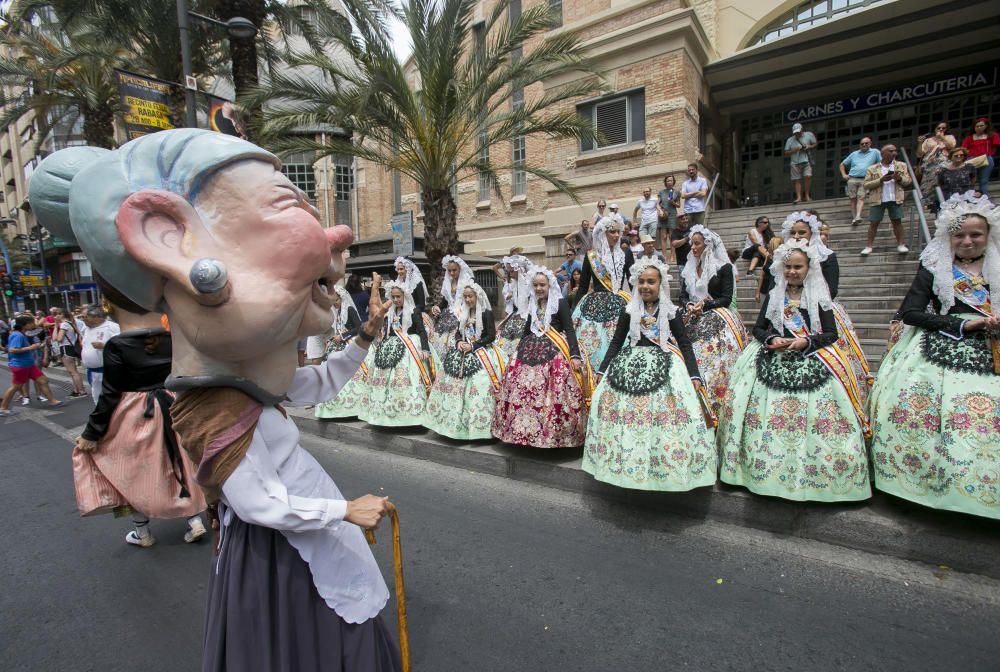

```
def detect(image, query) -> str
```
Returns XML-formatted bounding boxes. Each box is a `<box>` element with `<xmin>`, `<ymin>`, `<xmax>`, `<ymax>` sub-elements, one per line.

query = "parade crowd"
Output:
<box><xmin>2</xmin><ymin>125</ymin><xmax>997</xmax><ymax>672</ymax></box>
<box><xmin>307</xmin><ymin>187</ymin><xmax>1000</xmax><ymax>523</ymax></box>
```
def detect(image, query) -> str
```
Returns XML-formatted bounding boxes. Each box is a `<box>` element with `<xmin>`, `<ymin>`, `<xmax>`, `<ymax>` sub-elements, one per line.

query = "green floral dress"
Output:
<box><xmin>583</xmin><ymin>309</ymin><xmax>717</xmax><ymax>491</ymax></box>
<box><xmin>718</xmin><ymin>297</ymin><xmax>871</xmax><ymax>502</ymax></box>
<box><xmin>424</xmin><ymin>312</ymin><xmax>506</xmax><ymax>440</ymax></box>
<box><xmin>314</xmin><ymin>346</ymin><xmax>373</xmax><ymax>419</ymax></box>
<box><xmin>358</xmin><ymin>315</ymin><xmax>437</xmax><ymax>428</ymax></box>
<box><xmin>870</xmin><ymin>266</ymin><xmax>1000</xmax><ymax>519</ymax></box>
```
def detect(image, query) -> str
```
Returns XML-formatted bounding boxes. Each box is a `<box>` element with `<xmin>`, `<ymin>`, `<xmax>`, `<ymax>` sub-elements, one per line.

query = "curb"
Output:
<box><xmin>20</xmin><ymin>357</ymin><xmax>1000</xmax><ymax>577</ymax></box>
<box><xmin>293</xmin><ymin>413</ymin><xmax>1000</xmax><ymax>579</ymax></box>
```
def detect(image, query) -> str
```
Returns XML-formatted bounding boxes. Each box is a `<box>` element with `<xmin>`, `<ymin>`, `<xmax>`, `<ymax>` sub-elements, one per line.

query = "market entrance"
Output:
<box><xmin>734</xmin><ymin>88</ymin><xmax>1000</xmax><ymax>206</ymax></box>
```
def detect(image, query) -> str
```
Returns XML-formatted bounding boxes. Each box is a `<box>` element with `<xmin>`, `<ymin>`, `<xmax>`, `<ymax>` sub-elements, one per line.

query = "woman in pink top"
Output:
<box><xmin>960</xmin><ymin>118</ymin><xmax>999</xmax><ymax>196</ymax></box>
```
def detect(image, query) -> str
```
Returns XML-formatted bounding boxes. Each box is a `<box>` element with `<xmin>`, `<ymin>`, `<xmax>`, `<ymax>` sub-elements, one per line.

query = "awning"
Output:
<box><xmin>704</xmin><ymin>0</ymin><xmax>1000</xmax><ymax>117</ymax></box>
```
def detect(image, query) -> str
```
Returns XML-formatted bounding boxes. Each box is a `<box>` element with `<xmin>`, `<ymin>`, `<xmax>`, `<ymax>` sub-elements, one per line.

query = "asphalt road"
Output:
<box><xmin>2</xmin><ymin>367</ymin><xmax>999</xmax><ymax>672</ymax></box>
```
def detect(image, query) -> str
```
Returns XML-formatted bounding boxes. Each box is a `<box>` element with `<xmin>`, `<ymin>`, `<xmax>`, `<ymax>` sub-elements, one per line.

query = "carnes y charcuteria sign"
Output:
<box><xmin>784</xmin><ymin>67</ymin><xmax>997</xmax><ymax>124</ymax></box>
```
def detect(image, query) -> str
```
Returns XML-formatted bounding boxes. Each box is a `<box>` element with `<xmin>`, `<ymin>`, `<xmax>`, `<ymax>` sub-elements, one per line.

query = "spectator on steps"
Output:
<box><xmin>935</xmin><ymin>147</ymin><xmax>978</xmax><ymax>210</ymax></box>
<box><xmin>840</xmin><ymin>137</ymin><xmax>880</xmax><ymax>225</ymax></box>
<box><xmin>784</xmin><ymin>123</ymin><xmax>817</xmax><ymax>203</ymax></box>
<box><xmin>633</xmin><ymin>186</ymin><xmax>659</xmax><ymax>241</ymax></box>
<box><xmin>916</xmin><ymin>122</ymin><xmax>955</xmax><ymax>205</ymax></box>
<box><xmin>960</xmin><ymin>118</ymin><xmax>999</xmax><ymax>196</ymax></box>
<box><xmin>680</xmin><ymin>164</ymin><xmax>709</xmax><ymax>225</ymax></box>
<box><xmin>861</xmin><ymin>144</ymin><xmax>911</xmax><ymax>256</ymax></box>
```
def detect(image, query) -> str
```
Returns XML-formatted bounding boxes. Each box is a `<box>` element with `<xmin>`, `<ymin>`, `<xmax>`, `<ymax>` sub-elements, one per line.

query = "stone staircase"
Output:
<box><xmin>695</xmin><ymin>195</ymin><xmax>925</xmax><ymax>370</ymax></box>
<box><xmin>691</xmin><ymin>184</ymin><xmax>999</xmax><ymax>369</ymax></box>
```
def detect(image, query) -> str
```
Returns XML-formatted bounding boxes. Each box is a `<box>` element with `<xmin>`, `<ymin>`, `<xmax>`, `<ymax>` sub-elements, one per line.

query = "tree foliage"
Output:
<box><xmin>248</xmin><ymin>0</ymin><xmax>604</xmax><ymax>293</ymax></box>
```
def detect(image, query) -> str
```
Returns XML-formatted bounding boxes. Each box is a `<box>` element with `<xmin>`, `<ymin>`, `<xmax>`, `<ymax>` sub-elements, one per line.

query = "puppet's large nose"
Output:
<box><xmin>325</xmin><ymin>225</ymin><xmax>354</xmax><ymax>252</ymax></box>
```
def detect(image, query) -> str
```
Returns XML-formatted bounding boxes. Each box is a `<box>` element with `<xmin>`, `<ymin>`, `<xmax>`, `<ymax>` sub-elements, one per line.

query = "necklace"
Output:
<box><xmin>956</xmin><ymin>253</ymin><xmax>985</xmax><ymax>265</ymax></box>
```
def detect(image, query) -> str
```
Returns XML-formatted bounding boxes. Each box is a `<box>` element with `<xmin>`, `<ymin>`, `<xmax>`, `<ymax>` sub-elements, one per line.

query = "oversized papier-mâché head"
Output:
<box><xmin>29</xmin><ymin>129</ymin><xmax>355</xmax><ymax>394</ymax></box>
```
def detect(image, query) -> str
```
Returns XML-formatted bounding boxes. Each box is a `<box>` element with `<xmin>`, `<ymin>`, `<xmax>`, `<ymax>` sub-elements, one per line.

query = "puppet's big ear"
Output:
<box><xmin>116</xmin><ymin>189</ymin><xmax>229</xmax><ymax>306</ymax></box>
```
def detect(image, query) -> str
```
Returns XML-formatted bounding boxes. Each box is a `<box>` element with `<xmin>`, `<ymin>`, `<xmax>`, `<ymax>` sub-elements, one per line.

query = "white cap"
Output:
<box><xmin>609</xmin><ymin>203</ymin><xmax>619</xmax><ymax>209</ymax></box>
<box><xmin>792</xmin><ymin>123</ymin><xmax>803</xmax><ymax>133</ymax></box>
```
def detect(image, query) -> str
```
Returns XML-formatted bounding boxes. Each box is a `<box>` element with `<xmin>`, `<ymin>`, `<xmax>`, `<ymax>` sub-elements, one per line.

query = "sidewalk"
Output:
<box><xmin>19</xmin><ymin>356</ymin><xmax>1000</xmax><ymax>578</ymax></box>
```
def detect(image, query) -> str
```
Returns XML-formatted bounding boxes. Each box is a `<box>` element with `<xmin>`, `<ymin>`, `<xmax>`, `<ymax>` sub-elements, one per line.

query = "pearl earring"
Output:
<box><xmin>189</xmin><ymin>258</ymin><xmax>228</xmax><ymax>294</ymax></box>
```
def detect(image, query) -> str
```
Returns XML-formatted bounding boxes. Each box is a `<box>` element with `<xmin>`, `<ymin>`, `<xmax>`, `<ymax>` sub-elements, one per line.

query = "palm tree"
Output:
<box><xmin>247</xmin><ymin>0</ymin><xmax>604</xmax><ymax>294</ymax></box>
<box><xmin>0</xmin><ymin>10</ymin><xmax>124</xmax><ymax>149</ymax></box>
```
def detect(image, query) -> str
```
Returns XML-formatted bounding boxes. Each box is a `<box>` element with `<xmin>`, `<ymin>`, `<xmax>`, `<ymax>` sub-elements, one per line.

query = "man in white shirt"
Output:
<box><xmin>633</xmin><ymin>187</ymin><xmax>659</xmax><ymax>240</ymax></box>
<box><xmin>681</xmin><ymin>163</ymin><xmax>709</xmax><ymax>225</ymax></box>
<box><xmin>80</xmin><ymin>304</ymin><xmax>121</xmax><ymax>403</ymax></box>
<box><xmin>860</xmin><ymin>144</ymin><xmax>911</xmax><ymax>256</ymax></box>
<box><xmin>606</xmin><ymin>203</ymin><xmax>625</xmax><ymax>227</ymax></box>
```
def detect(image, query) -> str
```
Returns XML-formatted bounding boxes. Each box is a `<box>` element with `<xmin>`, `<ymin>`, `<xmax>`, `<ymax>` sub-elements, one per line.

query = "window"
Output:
<box><xmin>509</xmin><ymin>0</ymin><xmax>521</xmax><ymax>24</ymax></box>
<box><xmin>280</xmin><ymin>151</ymin><xmax>316</xmax><ymax>200</ymax></box>
<box><xmin>477</xmin><ymin>129</ymin><xmax>490</xmax><ymax>201</ymax></box>
<box><xmin>749</xmin><ymin>0</ymin><xmax>885</xmax><ymax>46</ymax></box>
<box><xmin>512</xmin><ymin>135</ymin><xmax>526</xmax><ymax>197</ymax></box>
<box><xmin>472</xmin><ymin>22</ymin><xmax>486</xmax><ymax>63</ymax></box>
<box><xmin>577</xmin><ymin>89</ymin><xmax>645</xmax><ymax>152</ymax></box>
<box><xmin>548</xmin><ymin>0</ymin><xmax>562</xmax><ymax>28</ymax></box>
<box><xmin>333</xmin><ymin>156</ymin><xmax>353</xmax><ymax>202</ymax></box>
<box><xmin>392</xmin><ymin>170</ymin><xmax>402</xmax><ymax>213</ymax></box>
<box><xmin>290</xmin><ymin>6</ymin><xmax>318</xmax><ymax>37</ymax></box>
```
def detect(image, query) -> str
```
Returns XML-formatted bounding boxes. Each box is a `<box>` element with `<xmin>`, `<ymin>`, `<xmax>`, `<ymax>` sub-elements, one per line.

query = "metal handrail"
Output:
<box><xmin>899</xmin><ymin>147</ymin><xmax>931</xmax><ymax>247</ymax></box>
<box><xmin>706</xmin><ymin>172</ymin><xmax>720</xmax><ymax>215</ymax></box>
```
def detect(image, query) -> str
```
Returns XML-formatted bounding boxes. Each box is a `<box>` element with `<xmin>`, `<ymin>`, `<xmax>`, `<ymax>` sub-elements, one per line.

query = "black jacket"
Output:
<box><xmin>522</xmin><ymin>298</ymin><xmax>581</xmax><ymax>359</ymax></box>
<box><xmin>763</xmin><ymin>253</ymin><xmax>839</xmax><ymax>299</ymax></box>
<box><xmin>385</xmin><ymin>307</ymin><xmax>431</xmax><ymax>352</ymax></box>
<box><xmin>753</xmin><ymin>295</ymin><xmax>838</xmax><ymax>356</ymax></box>
<box><xmin>899</xmin><ymin>266</ymin><xmax>987</xmax><ymax>338</ymax></box>
<box><xmin>82</xmin><ymin>329</ymin><xmax>172</xmax><ymax>442</ymax></box>
<box><xmin>455</xmin><ymin>310</ymin><xmax>496</xmax><ymax>350</ymax></box>
<box><xmin>574</xmin><ymin>249</ymin><xmax>635</xmax><ymax>306</ymax></box>
<box><xmin>679</xmin><ymin>263</ymin><xmax>735</xmax><ymax>310</ymax></box>
<box><xmin>598</xmin><ymin>307</ymin><xmax>701</xmax><ymax>378</ymax></box>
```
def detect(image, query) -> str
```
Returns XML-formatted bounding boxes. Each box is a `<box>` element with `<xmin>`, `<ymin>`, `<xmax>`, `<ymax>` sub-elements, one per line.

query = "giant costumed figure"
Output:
<box><xmin>29</xmin><ymin>130</ymin><xmax>402</xmax><ymax>672</ymax></box>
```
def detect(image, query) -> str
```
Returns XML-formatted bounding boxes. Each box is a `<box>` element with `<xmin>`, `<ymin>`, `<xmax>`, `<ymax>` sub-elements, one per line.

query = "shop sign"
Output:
<box><xmin>784</xmin><ymin>67</ymin><xmax>997</xmax><ymax>124</ymax></box>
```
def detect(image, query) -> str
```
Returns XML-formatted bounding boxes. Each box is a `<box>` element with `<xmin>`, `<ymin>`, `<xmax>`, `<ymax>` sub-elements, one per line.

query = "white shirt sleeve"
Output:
<box><xmin>284</xmin><ymin>341</ymin><xmax>367</xmax><ymax>405</ymax></box>
<box><xmin>221</xmin><ymin>434</ymin><xmax>347</xmax><ymax>530</ymax></box>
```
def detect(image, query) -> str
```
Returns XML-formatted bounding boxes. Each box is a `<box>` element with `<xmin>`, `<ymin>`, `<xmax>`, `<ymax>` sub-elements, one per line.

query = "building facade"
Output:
<box><xmin>351</xmin><ymin>0</ymin><xmax>1000</xmax><ymax>268</ymax></box>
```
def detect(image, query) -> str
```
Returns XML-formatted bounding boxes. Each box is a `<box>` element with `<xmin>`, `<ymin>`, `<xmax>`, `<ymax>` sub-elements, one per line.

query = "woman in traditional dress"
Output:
<box><xmin>870</xmin><ymin>192</ymin><xmax>1000</xmax><ymax>519</ymax></box>
<box><xmin>572</xmin><ymin>216</ymin><xmax>634</xmax><ymax>372</ymax></box>
<box><xmin>679</xmin><ymin>225</ymin><xmax>748</xmax><ymax>418</ymax></box>
<box><xmin>73</xmin><ymin>277</ymin><xmax>207</xmax><ymax>547</ymax></box>
<box><xmin>494</xmin><ymin>253</ymin><xmax>530</xmax><ymax>361</ymax></box>
<box><xmin>395</xmin><ymin>255</ymin><xmax>429</xmax><ymax>313</ymax></box>
<box><xmin>359</xmin><ymin>280</ymin><xmax>436</xmax><ymax>427</ymax></box>
<box><xmin>430</xmin><ymin>255</ymin><xmax>475</xmax><ymax>356</ymax></box>
<box><xmin>583</xmin><ymin>258</ymin><xmax>717</xmax><ymax>491</ymax></box>
<box><xmin>718</xmin><ymin>240</ymin><xmax>871</xmax><ymax>503</ymax></box>
<box><xmin>772</xmin><ymin>210</ymin><xmax>875</xmax><ymax>407</ymax></box>
<box><xmin>424</xmin><ymin>283</ymin><xmax>505</xmax><ymax>440</ymax></box>
<box><xmin>916</xmin><ymin>122</ymin><xmax>957</xmax><ymax>204</ymax></box>
<box><xmin>492</xmin><ymin>265</ymin><xmax>589</xmax><ymax>448</ymax></box>
<box><xmin>314</xmin><ymin>286</ymin><xmax>369</xmax><ymax>419</ymax></box>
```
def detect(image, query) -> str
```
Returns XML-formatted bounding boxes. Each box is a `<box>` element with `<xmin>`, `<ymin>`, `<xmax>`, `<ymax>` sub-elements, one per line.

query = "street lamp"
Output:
<box><xmin>176</xmin><ymin>0</ymin><xmax>259</xmax><ymax>128</ymax></box>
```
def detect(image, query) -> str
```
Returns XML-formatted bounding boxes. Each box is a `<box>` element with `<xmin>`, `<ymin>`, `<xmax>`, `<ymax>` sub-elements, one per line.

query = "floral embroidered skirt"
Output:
<box><xmin>431</xmin><ymin>311</ymin><xmax>458</xmax><ymax>358</ymax></box>
<box><xmin>583</xmin><ymin>345</ymin><xmax>717</xmax><ymax>491</ymax></box>
<box><xmin>491</xmin><ymin>333</ymin><xmax>588</xmax><ymax>448</ymax></box>
<box><xmin>315</xmin><ymin>347</ymin><xmax>373</xmax><ymax>420</ymax></box>
<box><xmin>870</xmin><ymin>317</ymin><xmax>1000</xmax><ymax>519</ymax></box>
<box><xmin>424</xmin><ymin>345</ymin><xmax>506</xmax><ymax>441</ymax></box>
<box><xmin>831</xmin><ymin>302</ymin><xmax>873</xmax><ymax>409</ymax></box>
<box><xmin>718</xmin><ymin>341</ymin><xmax>871</xmax><ymax>502</ymax></box>
<box><xmin>495</xmin><ymin>313</ymin><xmax>526</xmax><ymax>363</ymax></box>
<box><xmin>358</xmin><ymin>334</ymin><xmax>435</xmax><ymax>427</ymax></box>
<box><xmin>572</xmin><ymin>292</ymin><xmax>628</xmax><ymax>373</ymax></box>
<box><xmin>685</xmin><ymin>307</ymin><xmax>747</xmax><ymax>420</ymax></box>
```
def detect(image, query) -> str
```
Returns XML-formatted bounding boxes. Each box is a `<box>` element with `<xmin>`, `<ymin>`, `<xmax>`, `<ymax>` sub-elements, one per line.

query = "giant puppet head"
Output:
<box><xmin>29</xmin><ymin>129</ymin><xmax>355</xmax><ymax>400</ymax></box>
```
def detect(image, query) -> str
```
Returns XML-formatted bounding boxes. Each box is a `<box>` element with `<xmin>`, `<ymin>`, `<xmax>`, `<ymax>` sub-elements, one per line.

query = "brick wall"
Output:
<box><xmin>353</xmin><ymin>0</ymin><xmax>714</xmax><ymax>271</ymax></box>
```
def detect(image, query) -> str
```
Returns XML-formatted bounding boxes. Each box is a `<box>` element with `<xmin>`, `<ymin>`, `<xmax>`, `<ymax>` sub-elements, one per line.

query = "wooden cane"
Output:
<box><xmin>364</xmin><ymin>503</ymin><xmax>411</xmax><ymax>672</ymax></box>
